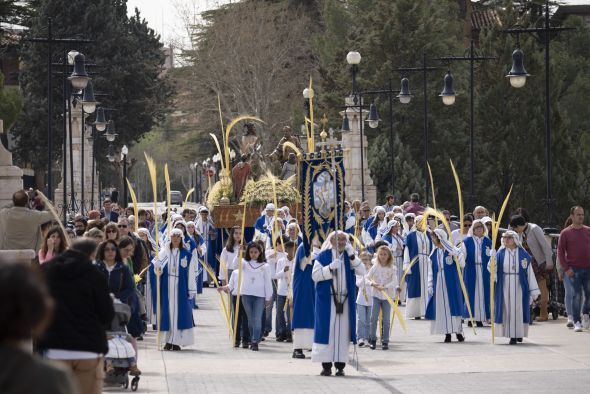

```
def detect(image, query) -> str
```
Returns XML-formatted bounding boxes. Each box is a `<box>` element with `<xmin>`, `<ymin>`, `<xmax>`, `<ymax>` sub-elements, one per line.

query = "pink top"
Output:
<box><xmin>557</xmin><ymin>225</ymin><xmax>590</xmax><ymax>272</ymax></box>
<box><xmin>38</xmin><ymin>249</ymin><xmax>55</xmax><ymax>264</ymax></box>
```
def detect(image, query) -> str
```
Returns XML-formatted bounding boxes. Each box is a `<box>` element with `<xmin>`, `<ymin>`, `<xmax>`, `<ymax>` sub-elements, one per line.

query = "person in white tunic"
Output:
<box><xmin>219</xmin><ymin>226</ymin><xmax>242</xmax><ymax>285</ymax></box>
<box><xmin>403</xmin><ymin>215</ymin><xmax>432</xmax><ymax>319</ymax></box>
<box><xmin>378</xmin><ymin>220</ymin><xmax>406</xmax><ymax>303</ymax></box>
<box><xmin>153</xmin><ymin>229</ymin><xmax>197</xmax><ymax>350</ymax></box>
<box><xmin>425</xmin><ymin>229</ymin><xmax>466</xmax><ymax>342</ymax></box>
<box><xmin>312</xmin><ymin>231</ymin><xmax>365</xmax><ymax>377</ymax></box>
<box><xmin>489</xmin><ymin>230</ymin><xmax>540</xmax><ymax>344</ymax></box>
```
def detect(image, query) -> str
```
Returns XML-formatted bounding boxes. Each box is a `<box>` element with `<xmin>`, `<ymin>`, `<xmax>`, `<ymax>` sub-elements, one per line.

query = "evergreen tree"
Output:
<box><xmin>368</xmin><ymin>132</ymin><xmax>422</xmax><ymax>202</ymax></box>
<box><xmin>11</xmin><ymin>0</ymin><xmax>172</xmax><ymax>188</ymax></box>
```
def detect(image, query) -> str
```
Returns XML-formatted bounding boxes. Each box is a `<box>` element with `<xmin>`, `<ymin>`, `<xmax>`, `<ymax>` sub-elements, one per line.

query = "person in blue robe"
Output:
<box><xmin>151</xmin><ymin>229</ymin><xmax>197</xmax><ymax>350</ymax></box>
<box><xmin>254</xmin><ymin>203</ymin><xmax>276</xmax><ymax>241</ymax></box>
<box><xmin>425</xmin><ymin>228</ymin><xmax>465</xmax><ymax>342</ymax></box>
<box><xmin>311</xmin><ymin>232</ymin><xmax>365</xmax><ymax>377</ymax></box>
<box><xmin>290</xmin><ymin>242</ymin><xmax>317</xmax><ymax>359</ymax></box>
<box><xmin>490</xmin><ymin>230</ymin><xmax>540</xmax><ymax>344</ymax></box>
<box><xmin>403</xmin><ymin>215</ymin><xmax>432</xmax><ymax>319</ymax></box>
<box><xmin>460</xmin><ymin>219</ymin><xmax>492</xmax><ymax>326</ymax></box>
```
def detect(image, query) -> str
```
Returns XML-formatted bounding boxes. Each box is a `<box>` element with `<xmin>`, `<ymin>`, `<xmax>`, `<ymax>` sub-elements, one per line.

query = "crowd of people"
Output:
<box><xmin>1</xmin><ymin>188</ymin><xmax>589</xmax><ymax>390</ymax></box>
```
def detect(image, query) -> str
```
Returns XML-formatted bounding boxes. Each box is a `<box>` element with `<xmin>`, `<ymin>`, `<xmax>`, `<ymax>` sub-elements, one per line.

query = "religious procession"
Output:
<box><xmin>2</xmin><ymin>87</ymin><xmax>590</xmax><ymax>393</ymax></box>
<box><xmin>2</xmin><ymin>1</ymin><xmax>590</xmax><ymax>394</ymax></box>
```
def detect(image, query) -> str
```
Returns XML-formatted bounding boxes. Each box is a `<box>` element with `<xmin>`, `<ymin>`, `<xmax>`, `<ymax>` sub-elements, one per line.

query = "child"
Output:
<box><xmin>275</xmin><ymin>240</ymin><xmax>296</xmax><ymax>342</ymax></box>
<box><xmin>356</xmin><ymin>249</ymin><xmax>374</xmax><ymax>347</ymax></box>
<box><xmin>237</xmin><ymin>242</ymin><xmax>273</xmax><ymax>351</ymax></box>
<box><xmin>425</xmin><ymin>229</ymin><xmax>465</xmax><ymax>343</ymax></box>
<box><xmin>219</xmin><ymin>226</ymin><xmax>242</xmax><ymax>286</ymax></box>
<box><xmin>218</xmin><ymin>270</ymin><xmax>251</xmax><ymax>348</ymax></box>
<box><xmin>490</xmin><ymin>230</ymin><xmax>540</xmax><ymax>344</ymax></box>
<box><xmin>264</xmin><ymin>236</ymin><xmax>285</xmax><ymax>338</ymax></box>
<box><xmin>367</xmin><ymin>246</ymin><xmax>399</xmax><ymax>350</ymax></box>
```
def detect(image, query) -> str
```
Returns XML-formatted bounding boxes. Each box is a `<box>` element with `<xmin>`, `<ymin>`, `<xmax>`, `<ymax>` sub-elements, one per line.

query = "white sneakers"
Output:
<box><xmin>358</xmin><ymin>338</ymin><xmax>366</xmax><ymax>347</ymax></box>
<box><xmin>574</xmin><ymin>322</ymin><xmax>583</xmax><ymax>332</ymax></box>
<box><xmin>566</xmin><ymin>317</ymin><xmax>574</xmax><ymax>328</ymax></box>
<box><xmin>582</xmin><ymin>314</ymin><xmax>590</xmax><ymax>329</ymax></box>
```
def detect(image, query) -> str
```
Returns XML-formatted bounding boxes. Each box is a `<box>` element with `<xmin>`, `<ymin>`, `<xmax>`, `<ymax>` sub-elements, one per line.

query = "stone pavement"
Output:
<box><xmin>105</xmin><ymin>289</ymin><xmax>590</xmax><ymax>394</ymax></box>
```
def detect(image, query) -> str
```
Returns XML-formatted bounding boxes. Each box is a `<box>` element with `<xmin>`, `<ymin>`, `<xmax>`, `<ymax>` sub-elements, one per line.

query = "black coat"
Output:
<box><xmin>38</xmin><ymin>249</ymin><xmax>115</xmax><ymax>355</ymax></box>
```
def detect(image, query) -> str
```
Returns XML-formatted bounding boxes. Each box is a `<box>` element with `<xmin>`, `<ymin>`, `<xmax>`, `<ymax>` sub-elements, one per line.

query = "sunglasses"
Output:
<box><xmin>104</xmin><ymin>247</ymin><xmax>116</xmax><ymax>252</ymax></box>
<box><xmin>463</xmin><ymin>223</ymin><xmax>472</xmax><ymax>228</ymax></box>
<box><xmin>118</xmin><ymin>225</ymin><xmax>128</xmax><ymax>228</ymax></box>
<box><xmin>106</xmin><ymin>229</ymin><xmax>117</xmax><ymax>233</ymax></box>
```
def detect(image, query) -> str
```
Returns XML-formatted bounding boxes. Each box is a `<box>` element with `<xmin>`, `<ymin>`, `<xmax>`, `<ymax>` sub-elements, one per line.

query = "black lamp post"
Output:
<box><xmin>397</xmin><ymin>53</ymin><xmax>439</xmax><ymax>205</ymax></box>
<box><xmin>28</xmin><ymin>19</ymin><xmax>91</xmax><ymax>202</ymax></box>
<box><xmin>346</xmin><ymin>50</ymin><xmax>365</xmax><ymax>201</ymax></box>
<box><xmin>436</xmin><ymin>37</ymin><xmax>495</xmax><ymax>211</ymax></box>
<box><xmin>79</xmin><ymin>80</ymin><xmax>98</xmax><ymax>214</ymax></box>
<box><xmin>503</xmin><ymin>0</ymin><xmax>574</xmax><ymax>227</ymax></box>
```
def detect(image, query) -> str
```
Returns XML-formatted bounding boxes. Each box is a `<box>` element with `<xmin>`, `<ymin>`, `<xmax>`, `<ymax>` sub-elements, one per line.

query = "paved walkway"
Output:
<box><xmin>105</xmin><ymin>288</ymin><xmax>590</xmax><ymax>394</ymax></box>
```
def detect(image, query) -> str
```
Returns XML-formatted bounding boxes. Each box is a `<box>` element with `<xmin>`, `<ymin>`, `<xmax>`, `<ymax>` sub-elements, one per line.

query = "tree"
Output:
<box><xmin>0</xmin><ymin>72</ymin><xmax>21</xmax><ymax>131</ymax></box>
<box><xmin>179</xmin><ymin>1</ymin><xmax>318</xmax><ymax>155</ymax></box>
<box><xmin>368</xmin><ymin>132</ymin><xmax>423</xmax><ymax>203</ymax></box>
<box><xmin>11</xmin><ymin>0</ymin><xmax>172</xmax><ymax>189</ymax></box>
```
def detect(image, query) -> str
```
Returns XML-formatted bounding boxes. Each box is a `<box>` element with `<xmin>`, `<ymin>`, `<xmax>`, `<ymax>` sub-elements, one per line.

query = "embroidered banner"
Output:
<box><xmin>299</xmin><ymin>150</ymin><xmax>346</xmax><ymax>255</ymax></box>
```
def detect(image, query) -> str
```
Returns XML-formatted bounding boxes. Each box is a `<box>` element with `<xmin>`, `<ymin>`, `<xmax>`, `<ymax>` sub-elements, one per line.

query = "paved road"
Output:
<box><xmin>105</xmin><ymin>288</ymin><xmax>590</xmax><ymax>394</ymax></box>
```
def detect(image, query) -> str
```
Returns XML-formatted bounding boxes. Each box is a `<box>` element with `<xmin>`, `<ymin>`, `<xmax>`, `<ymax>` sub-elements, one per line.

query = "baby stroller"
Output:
<box><xmin>104</xmin><ymin>300</ymin><xmax>140</xmax><ymax>391</ymax></box>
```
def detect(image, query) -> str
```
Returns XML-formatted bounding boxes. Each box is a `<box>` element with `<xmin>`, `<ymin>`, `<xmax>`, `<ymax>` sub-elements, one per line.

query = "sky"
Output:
<box><xmin>126</xmin><ymin>0</ymin><xmax>232</xmax><ymax>46</ymax></box>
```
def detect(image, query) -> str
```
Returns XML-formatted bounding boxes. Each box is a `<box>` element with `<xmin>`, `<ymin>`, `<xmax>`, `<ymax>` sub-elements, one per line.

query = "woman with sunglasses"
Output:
<box><xmin>95</xmin><ymin>239</ymin><xmax>142</xmax><ymax>376</ymax></box>
<box><xmin>152</xmin><ymin>228</ymin><xmax>197</xmax><ymax>350</ymax></box>
<box><xmin>104</xmin><ymin>222</ymin><xmax>120</xmax><ymax>243</ymax></box>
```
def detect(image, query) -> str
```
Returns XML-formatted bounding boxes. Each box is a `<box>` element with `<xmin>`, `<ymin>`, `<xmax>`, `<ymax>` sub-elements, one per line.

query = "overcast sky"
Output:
<box><xmin>126</xmin><ymin>0</ymin><xmax>232</xmax><ymax>46</ymax></box>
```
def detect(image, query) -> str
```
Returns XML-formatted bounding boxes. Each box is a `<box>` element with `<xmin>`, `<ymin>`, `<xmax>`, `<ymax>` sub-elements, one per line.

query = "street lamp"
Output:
<box><xmin>503</xmin><ymin>0</ymin><xmax>574</xmax><ymax>227</ymax></box>
<box><xmin>397</xmin><ymin>77</ymin><xmax>412</xmax><ymax>104</ymax></box>
<box><xmin>439</xmin><ymin>70</ymin><xmax>456</xmax><ymax>106</ymax></box>
<box><xmin>340</xmin><ymin>113</ymin><xmax>350</xmax><ymax>132</ymax></box>
<box><xmin>506</xmin><ymin>45</ymin><xmax>529</xmax><ymax>88</ymax></box>
<box><xmin>104</xmin><ymin>120</ymin><xmax>117</xmax><ymax>142</ymax></box>
<box><xmin>68</xmin><ymin>52</ymin><xmax>90</xmax><ymax>89</ymax></box>
<box><xmin>366</xmin><ymin>100</ymin><xmax>380</xmax><ymax>129</ymax></box>
<box><xmin>93</xmin><ymin>107</ymin><xmax>107</xmax><ymax>131</ymax></box>
<box><xmin>80</xmin><ymin>80</ymin><xmax>98</xmax><ymax>113</ymax></box>
<box><xmin>346</xmin><ymin>50</ymin><xmax>366</xmax><ymax>201</ymax></box>
<box><xmin>107</xmin><ymin>144</ymin><xmax>115</xmax><ymax>162</ymax></box>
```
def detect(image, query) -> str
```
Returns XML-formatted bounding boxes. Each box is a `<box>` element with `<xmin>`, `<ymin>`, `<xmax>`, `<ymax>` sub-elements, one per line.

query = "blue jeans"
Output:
<box><xmin>275</xmin><ymin>295</ymin><xmax>291</xmax><ymax>337</ymax></box>
<box><xmin>571</xmin><ymin>267</ymin><xmax>590</xmax><ymax>323</ymax></box>
<box><xmin>356</xmin><ymin>304</ymin><xmax>371</xmax><ymax>340</ymax></box>
<box><xmin>232</xmin><ymin>295</ymin><xmax>250</xmax><ymax>344</ymax></box>
<box><xmin>563</xmin><ymin>274</ymin><xmax>574</xmax><ymax>319</ymax></box>
<box><xmin>241</xmin><ymin>295</ymin><xmax>265</xmax><ymax>344</ymax></box>
<box><xmin>370</xmin><ymin>297</ymin><xmax>391</xmax><ymax>343</ymax></box>
<box><xmin>264</xmin><ymin>280</ymin><xmax>277</xmax><ymax>334</ymax></box>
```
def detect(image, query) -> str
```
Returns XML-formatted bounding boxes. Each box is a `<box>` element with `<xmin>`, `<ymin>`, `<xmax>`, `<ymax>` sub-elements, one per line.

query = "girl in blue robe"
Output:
<box><xmin>151</xmin><ymin>229</ymin><xmax>197</xmax><ymax>350</ymax></box>
<box><xmin>425</xmin><ymin>229</ymin><xmax>465</xmax><ymax>343</ymax></box>
<box><xmin>403</xmin><ymin>216</ymin><xmax>432</xmax><ymax>319</ymax></box>
<box><xmin>490</xmin><ymin>230</ymin><xmax>540</xmax><ymax>344</ymax></box>
<box><xmin>460</xmin><ymin>219</ymin><xmax>492</xmax><ymax>326</ymax></box>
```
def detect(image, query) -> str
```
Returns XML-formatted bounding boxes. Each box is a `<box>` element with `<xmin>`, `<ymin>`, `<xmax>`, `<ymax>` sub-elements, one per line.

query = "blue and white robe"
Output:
<box><xmin>311</xmin><ymin>249</ymin><xmax>365</xmax><ymax>363</ymax></box>
<box><xmin>491</xmin><ymin>247</ymin><xmax>540</xmax><ymax>339</ymax></box>
<box><xmin>403</xmin><ymin>230</ymin><xmax>432</xmax><ymax>318</ymax></box>
<box><xmin>151</xmin><ymin>246</ymin><xmax>197</xmax><ymax>346</ymax></box>
<box><xmin>461</xmin><ymin>236</ymin><xmax>492</xmax><ymax>321</ymax></box>
<box><xmin>291</xmin><ymin>244</ymin><xmax>316</xmax><ymax>349</ymax></box>
<box><xmin>425</xmin><ymin>247</ymin><xmax>464</xmax><ymax>335</ymax></box>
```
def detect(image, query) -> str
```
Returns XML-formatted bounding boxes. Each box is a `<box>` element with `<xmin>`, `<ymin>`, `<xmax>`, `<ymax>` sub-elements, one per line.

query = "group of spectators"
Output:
<box><xmin>0</xmin><ymin>190</ymin><xmax>200</xmax><ymax>394</ymax></box>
